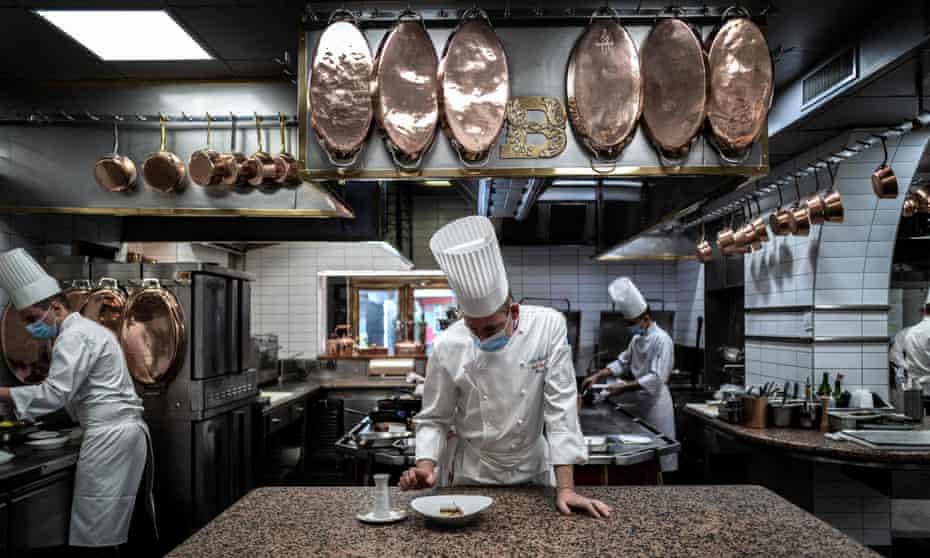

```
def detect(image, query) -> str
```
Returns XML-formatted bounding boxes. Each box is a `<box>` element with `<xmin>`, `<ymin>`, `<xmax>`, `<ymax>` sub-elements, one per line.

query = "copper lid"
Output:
<box><xmin>82</xmin><ymin>278</ymin><xmax>127</xmax><ymax>336</ymax></box>
<box><xmin>374</xmin><ymin>15</ymin><xmax>440</xmax><ymax>169</ymax></box>
<box><xmin>640</xmin><ymin>18</ymin><xmax>708</xmax><ymax>164</ymax></box>
<box><xmin>308</xmin><ymin>18</ymin><xmax>373</xmax><ymax>166</ymax></box>
<box><xmin>706</xmin><ymin>14</ymin><xmax>773</xmax><ymax>163</ymax></box>
<box><xmin>439</xmin><ymin>12</ymin><xmax>509</xmax><ymax>165</ymax></box>
<box><xmin>567</xmin><ymin>15</ymin><xmax>642</xmax><ymax>162</ymax></box>
<box><xmin>120</xmin><ymin>279</ymin><xmax>186</xmax><ymax>386</ymax></box>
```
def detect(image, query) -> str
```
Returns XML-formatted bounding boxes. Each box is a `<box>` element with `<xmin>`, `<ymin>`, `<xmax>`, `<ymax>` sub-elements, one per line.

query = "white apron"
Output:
<box><xmin>416</xmin><ymin>306</ymin><xmax>587</xmax><ymax>487</ymax></box>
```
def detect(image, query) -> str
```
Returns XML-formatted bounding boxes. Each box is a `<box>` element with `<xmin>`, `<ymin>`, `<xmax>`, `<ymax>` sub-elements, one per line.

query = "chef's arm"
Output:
<box><xmin>543</xmin><ymin>321</ymin><xmax>587</xmax><ymax>467</ymax></box>
<box><xmin>613</xmin><ymin>336</ymin><xmax>673</xmax><ymax>396</ymax></box>
<box><xmin>582</xmin><ymin>348</ymin><xmax>630</xmax><ymax>389</ymax></box>
<box><xmin>7</xmin><ymin>334</ymin><xmax>90</xmax><ymax>421</ymax></box>
<box><xmin>412</xmin><ymin>346</ymin><xmax>457</xmax><ymax>468</ymax></box>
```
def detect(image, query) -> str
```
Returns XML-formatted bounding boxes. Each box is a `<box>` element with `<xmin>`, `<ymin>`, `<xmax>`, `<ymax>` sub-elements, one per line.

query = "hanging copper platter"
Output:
<box><xmin>438</xmin><ymin>8</ymin><xmax>510</xmax><ymax>168</ymax></box>
<box><xmin>706</xmin><ymin>8</ymin><xmax>773</xmax><ymax>164</ymax></box>
<box><xmin>373</xmin><ymin>10</ymin><xmax>440</xmax><ymax>170</ymax></box>
<box><xmin>640</xmin><ymin>17</ymin><xmax>708</xmax><ymax>165</ymax></box>
<box><xmin>567</xmin><ymin>7</ymin><xmax>643</xmax><ymax>169</ymax></box>
<box><xmin>119</xmin><ymin>279</ymin><xmax>186</xmax><ymax>386</ymax></box>
<box><xmin>63</xmin><ymin>279</ymin><xmax>93</xmax><ymax>313</ymax></box>
<box><xmin>0</xmin><ymin>304</ymin><xmax>53</xmax><ymax>384</ymax></box>
<box><xmin>308</xmin><ymin>9</ymin><xmax>374</xmax><ymax>168</ymax></box>
<box><xmin>81</xmin><ymin>277</ymin><xmax>127</xmax><ymax>337</ymax></box>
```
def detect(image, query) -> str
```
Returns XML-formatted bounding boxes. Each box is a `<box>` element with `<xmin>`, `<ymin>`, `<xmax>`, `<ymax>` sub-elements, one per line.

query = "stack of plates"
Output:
<box><xmin>25</xmin><ymin>431</ymin><xmax>70</xmax><ymax>449</ymax></box>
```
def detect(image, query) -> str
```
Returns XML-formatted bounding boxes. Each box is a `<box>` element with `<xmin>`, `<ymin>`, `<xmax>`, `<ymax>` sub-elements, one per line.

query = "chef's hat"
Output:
<box><xmin>430</xmin><ymin>216</ymin><xmax>509</xmax><ymax>318</ymax></box>
<box><xmin>0</xmin><ymin>249</ymin><xmax>61</xmax><ymax>310</ymax></box>
<box><xmin>609</xmin><ymin>277</ymin><xmax>648</xmax><ymax>320</ymax></box>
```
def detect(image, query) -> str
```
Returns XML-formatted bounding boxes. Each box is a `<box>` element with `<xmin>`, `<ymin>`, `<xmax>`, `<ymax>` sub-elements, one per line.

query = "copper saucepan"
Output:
<box><xmin>902</xmin><ymin>192</ymin><xmax>921</xmax><ymax>217</ymax></box>
<box><xmin>768</xmin><ymin>185</ymin><xmax>794</xmax><ymax>236</ymax></box>
<box><xmin>905</xmin><ymin>186</ymin><xmax>930</xmax><ymax>217</ymax></box>
<box><xmin>819</xmin><ymin>161</ymin><xmax>845</xmax><ymax>223</ymax></box>
<box><xmin>95</xmin><ymin>117</ymin><xmax>137</xmax><ymax>192</ymax></box>
<box><xmin>696</xmin><ymin>238</ymin><xmax>713</xmax><ymax>263</ymax></box>
<box><xmin>716</xmin><ymin>224</ymin><xmax>736</xmax><ymax>251</ymax></box>
<box><xmin>189</xmin><ymin>113</ymin><xmax>235</xmax><ymax>187</ymax></box>
<box><xmin>142</xmin><ymin>114</ymin><xmax>186</xmax><ymax>192</ymax></box>
<box><xmin>750</xmin><ymin>198</ymin><xmax>769</xmax><ymax>245</ymax></box>
<box><xmin>243</xmin><ymin>114</ymin><xmax>286</xmax><ymax>188</ymax></box>
<box><xmin>871</xmin><ymin>136</ymin><xmax>898</xmax><ymax>199</ymax></box>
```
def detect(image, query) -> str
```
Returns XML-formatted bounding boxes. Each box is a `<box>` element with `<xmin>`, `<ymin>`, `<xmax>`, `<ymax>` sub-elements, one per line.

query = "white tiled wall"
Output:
<box><xmin>245</xmin><ymin>242</ymin><xmax>414</xmax><ymax>356</ymax></box>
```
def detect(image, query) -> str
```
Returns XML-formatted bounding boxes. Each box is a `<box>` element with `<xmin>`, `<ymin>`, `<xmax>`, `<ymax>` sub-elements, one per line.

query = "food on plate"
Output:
<box><xmin>439</xmin><ymin>502</ymin><xmax>464</xmax><ymax>517</ymax></box>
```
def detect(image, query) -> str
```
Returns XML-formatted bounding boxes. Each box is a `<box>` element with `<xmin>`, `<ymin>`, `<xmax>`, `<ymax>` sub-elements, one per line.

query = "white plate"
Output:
<box><xmin>24</xmin><ymin>436</ymin><xmax>69</xmax><ymax>449</ymax></box>
<box><xmin>26</xmin><ymin>430</ymin><xmax>60</xmax><ymax>440</ymax></box>
<box><xmin>410</xmin><ymin>495</ymin><xmax>493</xmax><ymax>526</ymax></box>
<box><xmin>617</xmin><ymin>434</ymin><xmax>652</xmax><ymax>445</ymax></box>
<box><xmin>356</xmin><ymin>509</ymin><xmax>408</xmax><ymax>524</ymax></box>
<box><xmin>0</xmin><ymin>450</ymin><xmax>14</xmax><ymax>465</ymax></box>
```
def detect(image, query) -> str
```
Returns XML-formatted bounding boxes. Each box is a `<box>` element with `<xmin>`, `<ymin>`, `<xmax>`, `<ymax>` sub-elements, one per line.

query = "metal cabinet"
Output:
<box><xmin>8</xmin><ymin>471</ymin><xmax>73</xmax><ymax>556</ymax></box>
<box><xmin>193</xmin><ymin>274</ymin><xmax>238</xmax><ymax>379</ymax></box>
<box><xmin>0</xmin><ymin>501</ymin><xmax>7</xmax><ymax>558</ymax></box>
<box><xmin>193</xmin><ymin>406</ymin><xmax>253</xmax><ymax>528</ymax></box>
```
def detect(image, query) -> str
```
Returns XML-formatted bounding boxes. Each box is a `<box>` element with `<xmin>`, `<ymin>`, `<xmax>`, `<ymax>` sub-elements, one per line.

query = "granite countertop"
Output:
<box><xmin>167</xmin><ymin>485</ymin><xmax>877</xmax><ymax>558</ymax></box>
<box><xmin>683</xmin><ymin>403</ymin><xmax>930</xmax><ymax>466</ymax></box>
<box><xmin>0</xmin><ymin>439</ymin><xmax>80</xmax><ymax>483</ymax></box>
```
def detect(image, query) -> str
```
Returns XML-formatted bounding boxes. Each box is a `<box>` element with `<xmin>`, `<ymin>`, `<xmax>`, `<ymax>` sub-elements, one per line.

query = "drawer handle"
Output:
<box><xmin>271</xmin><ymin>417</ymin><xmax>282</xmax><ymax>424</ymax></box>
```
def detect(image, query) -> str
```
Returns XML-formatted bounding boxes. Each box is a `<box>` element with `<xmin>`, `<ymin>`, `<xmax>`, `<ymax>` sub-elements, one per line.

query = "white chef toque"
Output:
<box><xmin>0</xmin><ymin>248</ymin><xmax>61</xmax><ymax>310</ymax></box>
<box><xmin>608</xmin><ymin>277</ymin><xmax>647</xmax><ymax>320</ymax></box>
<box><xmin>430</xmin><ymin>216</ymin><xmax>509</xmax><ymax>318</ymax></box>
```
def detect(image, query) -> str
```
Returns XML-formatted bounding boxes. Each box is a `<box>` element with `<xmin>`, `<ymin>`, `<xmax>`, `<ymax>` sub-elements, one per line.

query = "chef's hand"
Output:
<box><xmin>581</xmin><ymin>369</ymin><xmax>609</xmax><ymax>392</ymax></box>
<box><xmin>555</xmin><ymin>488</ymin><xmax>612</xmax><ymax>519</ymax></box>
<box><xmin>608</xmin><ymin>381</ymin><xmax>631</xmax><ymax>396</ymax></box>
<box><xmin>399</xmin><ymin>460</ymin><xmax>436</xmax><ymax>491</ymax></box>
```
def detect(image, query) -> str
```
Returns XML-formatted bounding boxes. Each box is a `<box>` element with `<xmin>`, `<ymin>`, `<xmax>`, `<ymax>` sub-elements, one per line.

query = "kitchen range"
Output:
<box><xmin>1</xmin><ymin>1</ymin><xmax>930</xmax><ymax>557</ymax></box>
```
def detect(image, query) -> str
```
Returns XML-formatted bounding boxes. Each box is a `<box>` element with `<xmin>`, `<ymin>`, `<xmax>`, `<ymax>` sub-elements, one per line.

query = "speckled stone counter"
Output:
<box><xmin>683</xmin><ymin>403</ymin><xmax>930</xmax><ymax>467</ymax></box>
<box><xmin>167</xmin><ymin>485</ymin><xmax>877</xmax><ymax>557</ymax></box>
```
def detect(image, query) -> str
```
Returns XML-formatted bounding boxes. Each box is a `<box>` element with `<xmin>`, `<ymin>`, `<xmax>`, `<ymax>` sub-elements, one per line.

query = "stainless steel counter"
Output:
<box><xmin>0</xmin><ymin>441</ymin><xmax>80</xmax><ymax>484</ymax></box>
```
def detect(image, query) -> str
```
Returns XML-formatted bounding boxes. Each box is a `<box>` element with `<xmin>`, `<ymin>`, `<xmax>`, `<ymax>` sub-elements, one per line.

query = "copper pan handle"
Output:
<box><xmin>385</xmin><ymin>138</ymin><xmax>424</xmax><ymax>172</ymax></box>
<box><xmin>158</xmin><ymin>113</ymin><xmax>167</xmax><ymax>152</ymax></box>
<box><xmin>111</xmin><ymin>117</ymin><xmax>120</xmax><ymax>156</ymax></box>
<box><xmin>205</xmin><ymin>112</ymin><xmax>213</xmax><ymax>149</ymax></box>
<box><xmin>396</xmin><ymin>7</ymin><xmax>424</xmax><ymax>25</ymax></box>
<box><xmin>96</xmin><ymin>277</ymin><xmax>120</xmax><ymax>290</ymax></box>
<box><xmin>589</xmin><ymin>5</ymin><xmax>622</xmax><ymax>22</ymax></box>
<box><xmin>278</xmin><ymin>112</ymin><xmax>287</xmax><ymax>154</ymax></box>
<box><xmin>450</xmin><ymin>139</ymin><xmax>490</xmax><ymax>170</ymax></box>
<box><xmin>721</xmin><ymin>6</ymin><xmax>752</xmax><ymax>20</ymax></box>
<box><xmin>328</xmin><ymin>7</ymin><xmax>359</xmax><ymax>25</ymax></box>
<box><xmin>254</xmin><ymin>113</ymin><xmax>264</xmax><ymax>153</ymax></box>
<box><xmin>141</xmin><ymin>278</ymin><xmax>162</xmax><ymax>290</ymax></box>
<box><xmin>325</xmin><ymin>147</ymin><xmax>362</xmax><ymax>169</ymax></box>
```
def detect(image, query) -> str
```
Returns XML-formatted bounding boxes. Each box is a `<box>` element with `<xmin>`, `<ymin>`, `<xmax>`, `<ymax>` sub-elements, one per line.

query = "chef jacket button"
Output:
<box><xmin>482</xmin><ymin>395</ymin><xmax>489</xmax><ymax>400</ymax></box>
<box><xmin>520</xmin><ymin>389</ymin><xmax>526</xmax><ymax>396</ymax></box>
<box><xmin>510</xmin><ymin>444</ymin><xmax>516</xmax><ymax>449</ymax></box>
<box><xmin>519</xmin><ymin>361</ymin><xmax>526</xmax><ymax>368</ymax></box>
<box><xmin>517</xmin><ymin>419</ymin><xmax>524</xmax><ymax>425</ymax></box>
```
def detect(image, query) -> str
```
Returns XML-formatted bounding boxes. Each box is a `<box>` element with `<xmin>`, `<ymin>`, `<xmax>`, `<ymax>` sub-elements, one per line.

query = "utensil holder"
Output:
<box><xmin>741</xmin><ymin>396</ymin><xmax>768</xmax><ymax>429</ymax></box>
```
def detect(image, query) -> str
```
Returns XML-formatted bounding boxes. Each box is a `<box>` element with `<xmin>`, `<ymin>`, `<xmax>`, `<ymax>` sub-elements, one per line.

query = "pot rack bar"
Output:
<box><xmin>678</xmin><ymin>110</ymin><xmax>930</xmax><ymax>232</ymax></box>
<box><xmin>0</xmin><ymin>112</ymin><xmax>299</xmax><ymax>127</ymax></box>
<box><xmin>302</xmin><ymin>3</ymin><xmax>769</xmax><ymax>28</ymax></box>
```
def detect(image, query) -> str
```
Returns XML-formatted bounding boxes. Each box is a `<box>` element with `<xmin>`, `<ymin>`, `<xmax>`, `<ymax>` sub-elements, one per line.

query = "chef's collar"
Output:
<box><xmin>61</xmin><ymin>312</ymin><xmax>80</xmax><ymax>331</ymax></box>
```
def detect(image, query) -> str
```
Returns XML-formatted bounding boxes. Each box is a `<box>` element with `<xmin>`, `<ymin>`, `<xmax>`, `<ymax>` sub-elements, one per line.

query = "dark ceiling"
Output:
<box><xmin>0</xmin><ymin>0</ymin><xmax>304</xmax><ymax>81</ymax></box>
<box><xmin>0</xmin><ymin>0</ymin><xmax>875</xmax><ymax>85</ymax></box>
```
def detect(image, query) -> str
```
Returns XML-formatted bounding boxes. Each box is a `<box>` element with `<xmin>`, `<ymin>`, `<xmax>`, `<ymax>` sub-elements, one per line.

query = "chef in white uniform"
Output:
<box><xmin>0</xmin><ymin>248</ymin><xmax>155</xmax><ymax>554</ymax></box>
<box><xmin>399</xmin><ymin>216</ymin><xmax>610</xmax><ymax>518</ymax></box>
<box><xmin>581</xmin><ymin>277</ymin><xmax>678</xmax><ymax>473</ymax></box>
<box><xmin>900</xmin><ymin>289</ymin><xmax>930</xmax><ymax>393</ymax></box>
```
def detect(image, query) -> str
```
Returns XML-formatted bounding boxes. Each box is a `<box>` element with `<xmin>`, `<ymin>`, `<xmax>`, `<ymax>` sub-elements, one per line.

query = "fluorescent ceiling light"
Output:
<box><xmin>35</xmin><ymin>10</ymin><xmax>212</xmax><ymax>61</ymax></box>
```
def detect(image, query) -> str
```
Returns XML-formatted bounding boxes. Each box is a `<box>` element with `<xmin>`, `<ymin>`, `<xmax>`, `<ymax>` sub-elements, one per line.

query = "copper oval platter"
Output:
<box><xmin>706</xmin><ymin>9</ymin><xmax>773</xmax><ymax>163</ymax></box>
<box><xmin>567</xmin><ymin>9</ymin><xmax>643</xmax><ymax>167</ymax></box>
<box><xmin>438</xmin><ymin>9</ymin><xmax>510</xmax><ymax>167</ymax></box>
<box><xmin>640</xmin><ymin>17</ymin><xmax>708</xmax><ymax>165</ymax></box>
<box><xmin>1</xmin><ymin>304</ymin><xmax>53</xmax><ymax>384</ymax></box>
<box><xmin>374</xmin><ymin>11</ymin><xmax>440</xmax><ymax>170</ymax></box>
<box><xmin>119</xmin><ymin>279</ymin><xmax>186</xmax><ymax>386</ymax></box>
<box><xmin>308</xmin><ymin>10</ymin><xmax>374</xmax><ymax>168</ymax></box>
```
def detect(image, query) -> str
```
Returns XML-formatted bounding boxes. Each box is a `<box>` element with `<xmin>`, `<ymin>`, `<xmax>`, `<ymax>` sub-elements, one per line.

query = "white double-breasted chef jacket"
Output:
<box><xmin>607</xmin><ymin>323</ymin><xmax>678</xmax><ymax>472</ymax></box>
<box><xmin>902</xmin><ymin>317</ymin><xmax>930</xmax><ymax>391</ymax></box>
<box><xmin>11</xmin><ymin>312</ymin><xmax>152</xmax><ymax>548</ymax></box>
<box><xmin>414</xmin><ymin>305</ymin><xmax>587</xmax><ymax>486</ymax></box>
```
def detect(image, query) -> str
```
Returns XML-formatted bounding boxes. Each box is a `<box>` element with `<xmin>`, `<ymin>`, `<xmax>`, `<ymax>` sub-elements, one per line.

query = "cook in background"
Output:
<box><xmin>581</xmin><ymin>277</ymin><xmax>678</xmax><ymax>473</ymax></box>
<box><xmin>399</xmin><ymin>216</ymin><xmax>610</xmax><ymax>519</ymax></box>
<box><xmin>899</xmin><ymin>288</ymin><xmax>930</xmax><ymax>394</ymax></box>
<box><xmin>0</xmin><ymin>248</ymin><xmax>155</xmax><ymax>556</ymax></box>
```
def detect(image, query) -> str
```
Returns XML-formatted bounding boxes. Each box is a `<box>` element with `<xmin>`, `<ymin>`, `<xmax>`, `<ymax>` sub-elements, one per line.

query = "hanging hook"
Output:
<box><xmin>111</xmin><ymin>116</ymin><xmax>119</xmax><ymax>155</ymax></box>
<box><xmin>158</xmin><ymin>113</ymin><xmax>167</xmax><ymax>152</ymax></box>
<box><xmin>874</xmin><ymin>133</ymin><xmax>889</xmax><ymax>166</ymax></box>
<box><xmin>254</xmin><ymin>112</ymin><xmax>263</xmax><ymax>153</ymax></box>
<box><xmin>278</xmin><ymin>112</ymin><xmax>287</xmax><ymax>153</ymax></box>
<box><xmin>205</xmin><ymin>112</ymin><xmax>212</xmax><ymax>147</ymax></box>
<box><xmin>85</xmin><ymin>111</ymin><xmax>100</xmax><ymax>121</ymax></box>
<box><xmin>229</xmin><ymin>112</ymin><xmax>237</xmax><ymax>152</ymax></box>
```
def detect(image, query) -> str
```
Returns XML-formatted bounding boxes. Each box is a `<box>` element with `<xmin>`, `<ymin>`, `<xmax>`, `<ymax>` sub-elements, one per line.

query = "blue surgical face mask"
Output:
<box><xmin>25</xmin><ymin>307</ymin><xmax>58</xmax><ymax>340</ymax></box>
<box><xmin>474</xmin><ymin>315</ymin><xmax>513</xmax><ymax>352</ymax></box>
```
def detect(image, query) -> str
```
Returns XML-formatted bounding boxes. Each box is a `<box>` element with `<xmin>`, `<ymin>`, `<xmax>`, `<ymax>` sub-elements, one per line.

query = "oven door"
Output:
<box><xmin>193</xmin><ymin>274</ymin><xmax>236</xmax><ymax>379</ymax></box>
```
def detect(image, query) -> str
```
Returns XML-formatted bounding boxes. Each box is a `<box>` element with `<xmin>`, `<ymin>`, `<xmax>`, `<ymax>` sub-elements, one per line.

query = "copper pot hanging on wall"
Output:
<box><xmin>439</xmin><ymin>8</ymin><xmax>509</xmax><ymax>168</ymax></box>
<box><xmin>274</xmin><ymin>112</ymin><xmax>300</xmax><ymax>184</ymax></box>
<box><xmin>567</xmin><ymin>6</ymin><xmax>642</xmax><ymax>169</ymax></box>
<box><xmin>119</xmin><ymin>278</ymin><xmax>187</xmax><ymax>386</ymax></box>
<box><xmin>94</xmin><ymin>117</ymin><xmax>137</xmax><ymax>193</ymax></box>
<box><xmin>639</xmin><ymin>15</ymin><xmax>707</xmax><ymax>165</ymax></box>
<box><xmin>705</xmin><ymin>7</ymin><xmax>773</xmax><ymax>164</ymax></box>
<box><xmin>696</xmin><ymin>221</ymin><xmax>713</xmax><ymax>263</ymax></box>
<box><xmin>373</xmin><ymin>9</ymin><xmax>440</xmax><ymax>171</ymax></box>
<box><xmin>308</xmin><ymin>9</ymin><xmax>374</xmax><ymax>168</ymax></box>
<box><xmin>142</xmin><ymin>114</ymin><xmax>186</xmax><ymax>193</ymax></box>
<box><xmin>81</xmin><ymin>277</ymin><xmax>128</xmax><ymax>336</ymax></box>
<box><xmin>871</xmin><ymin>135</ymin><xmax>898</xmax><ymax>199</ymax></box>
<box><xmin>768</xmin><ymin>184</ymin><xmax>794</xmax><ymax>236</ymax></box>
<box><xmin>189</xmin><ymin>113</ymin><xmax>236</xmax><ymax>187</ymax></box>
<box><xmin>750</xmin><ymin>197</ymin><xmax>769</xmax><ymax>245</ymax></box>
<box><xmin>242</xmin><ymin>114</ymin><xmax>287</xmax><ymax>188</ymax></box>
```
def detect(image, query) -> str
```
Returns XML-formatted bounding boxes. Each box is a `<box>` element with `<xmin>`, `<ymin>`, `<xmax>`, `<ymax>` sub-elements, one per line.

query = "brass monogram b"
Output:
<box><xmin>500</xmin><ymin>96</ymin><xmax>567</xmax><ymax>159</ymax></box>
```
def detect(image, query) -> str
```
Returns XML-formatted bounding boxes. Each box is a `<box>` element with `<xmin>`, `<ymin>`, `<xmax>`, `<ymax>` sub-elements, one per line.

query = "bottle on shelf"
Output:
<box><xmin>817</xmin><ymin>372</ymin><xmax>831</xmax><ymax>397</ymax></box>
<box><xmin>833</xmin><ymin>372</ymin><xmax>845</xmax><ymax>407</ymax></box>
